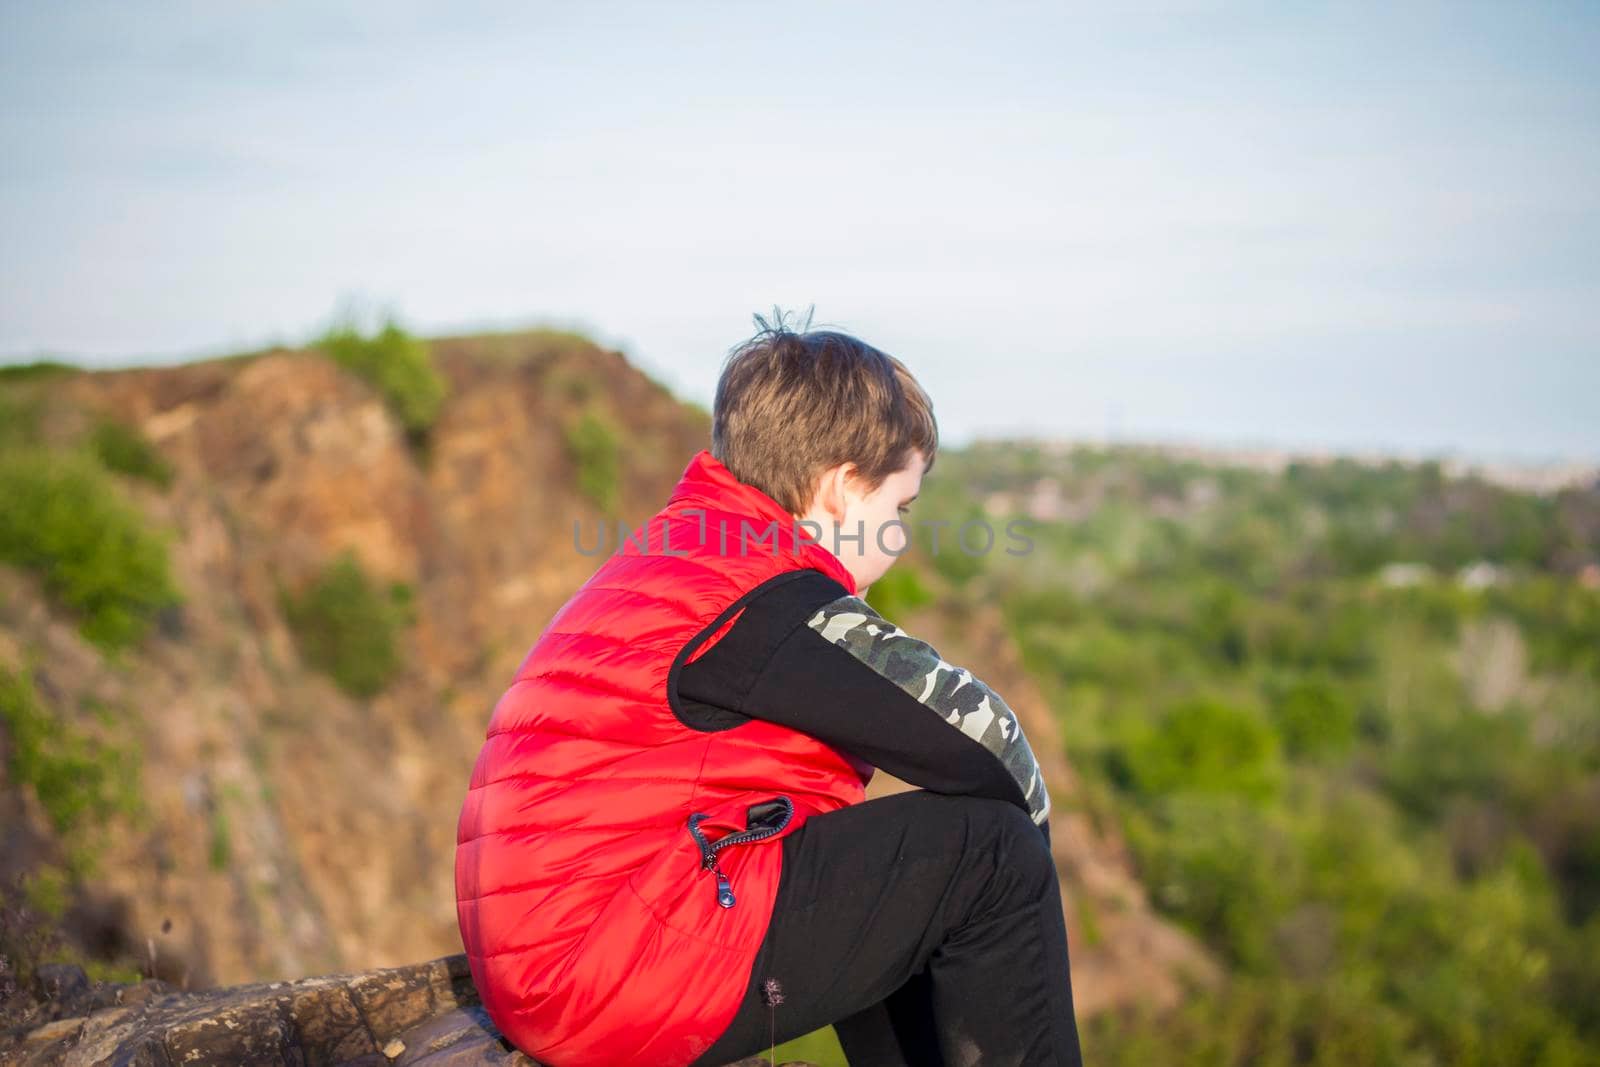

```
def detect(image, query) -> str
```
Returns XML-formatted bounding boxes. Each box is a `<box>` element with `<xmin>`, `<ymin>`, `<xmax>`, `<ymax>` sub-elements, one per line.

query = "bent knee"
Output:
<box><xmin>949</xmin><ymin>796</ymin><xmax>1053</xmax><ymax>869</ymax></box>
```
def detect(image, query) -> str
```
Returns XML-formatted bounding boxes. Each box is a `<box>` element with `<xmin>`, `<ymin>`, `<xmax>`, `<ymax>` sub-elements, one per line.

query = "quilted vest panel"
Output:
<box><xmin>455</xmin><ymin>449</ymin><xmax>865</xmax><ymax>1066</ymax></box>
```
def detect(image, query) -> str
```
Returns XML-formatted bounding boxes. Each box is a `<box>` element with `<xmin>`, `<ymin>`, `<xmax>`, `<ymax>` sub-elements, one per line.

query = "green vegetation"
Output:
<box><xmin>2</xmin><ymin>863</ymin><xmax>143</xmax><ymax>1028</ymax></box>
<box><xmin>927</xmin><ymin>505</ymin><xmax>990</xmax><ymax>587</ymax></box>
<box><xmin>3</xmin><ymin>374</ymin><xmax>175</xmax><ymax>495</ymax></box>
<box><xmin>0</xmin><ymin>386</ymin><xmax>47</xmax><ymax>449</ymax></box>
<box><xmin>21</xmin><ymin>865</ymin><xmax>71</xmax><ymax>919</ymax></box>
<box><xmin>313</xmin><ymin>314</ymin><xmax>447</xmax><ymax>438</ymax></box>
<box><xmin>279</xmin><ymin>550</ymin><xmax>415</xmax><ymax>698</ymax></box>
<box><xmin>864</xmin><ymin>563</ymin><xmax>933</xmax><ymax>624</ymax></box>
<box><xmin>565</xmin><ymin>410</ymin><xmax>622</xmax><ymax>514</ymax></box>
<box><xmin>998</xmin><ymin>447</ymin><xmax>1600</xmax><ymax>1064</ymax></box>
<box><xmin>1265</xmin><ymin>672</ymin><xmax>1357</xmax><ymax>759</ymax></box>
<box><xmin>0</xmin><ymin>370</ymin><xmax>182</xmax><ymax>649</ymax></box>
<box><xmin>798</xmin><ymin>442</ymin><xmax>1600</xmax><ymax>1066</ymax></box>
<box><xmin>0</xmin><ymin>448</ymin><xmax>182</xmax><ymax>650</ymax></box>
<box><xmin>773</xmin><ymin>1025</ymin><xmax>847</xmax><ymax>1066</ymax></box>
<box><xmin>0</xmin><ymin>665</ymin><xmax>142</xmax><ymax>879</ymax></box>
<box><xmin>88</xmin><ymin>417</ymin><xmax>175</xmax><ymax>488</ymax></box>
<box><xmin>1110</xmin><ymin>696</ymin><xmax>1282</xmax><ymax>803</ymax></box>
<box><xmin>0</xmin><ymin>359</ymin><xmax>77</xmax><ymax>383</ymax></box>
<box><xmin>209</xmin><ymin>806</ymin><xmax>232</xmax><ymax>871</ymax></box>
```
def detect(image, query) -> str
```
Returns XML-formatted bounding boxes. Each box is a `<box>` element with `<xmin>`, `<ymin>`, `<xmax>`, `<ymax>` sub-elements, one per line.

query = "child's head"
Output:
<box><xmin>711</xmin><ymin>307</ymin><xmax>939</xmax><ymax>592</ymax></box>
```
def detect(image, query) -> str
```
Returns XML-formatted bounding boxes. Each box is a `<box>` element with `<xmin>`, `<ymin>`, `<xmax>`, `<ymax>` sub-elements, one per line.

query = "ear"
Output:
<box><xmin>815</xmin><ymin>462</ymin><xmax>852</xmax><ymax>525</ymax></box>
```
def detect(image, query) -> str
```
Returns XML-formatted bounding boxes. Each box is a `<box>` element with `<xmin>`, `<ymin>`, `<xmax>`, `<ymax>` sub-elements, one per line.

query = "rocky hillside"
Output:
<box><xmin>0</xmin><ymin>329</ymin><xmax>1211</xmax><ymax>1019</ymax></box>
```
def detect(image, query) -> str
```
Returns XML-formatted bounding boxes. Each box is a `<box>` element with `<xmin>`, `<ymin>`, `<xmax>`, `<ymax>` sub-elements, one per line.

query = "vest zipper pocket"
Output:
<box><xmin>685</xmin><ymin>795</ymin><xmax>795</xmax><ymax>909</ymax></box>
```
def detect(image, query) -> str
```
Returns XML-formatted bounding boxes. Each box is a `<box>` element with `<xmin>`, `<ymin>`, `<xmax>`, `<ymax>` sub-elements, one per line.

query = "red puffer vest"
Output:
<box><xmin>455</xmin><ymin>449</ymin><xmax>869</xmax><ymax>1066</ymax></box>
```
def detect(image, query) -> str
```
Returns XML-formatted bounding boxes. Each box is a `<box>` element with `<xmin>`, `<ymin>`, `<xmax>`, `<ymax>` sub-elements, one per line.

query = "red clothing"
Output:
<box><xmin>455</xmin><ymin>449</ymin><xmax>866</xmax><ymax>1066</ymax></box>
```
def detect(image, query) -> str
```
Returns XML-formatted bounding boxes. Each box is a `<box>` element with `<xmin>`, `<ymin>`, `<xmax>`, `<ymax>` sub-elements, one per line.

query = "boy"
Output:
<box><xmin>455</xmin><ymin>311</ymin><xmax>1084</xmax><ymax>1067</ymax></box>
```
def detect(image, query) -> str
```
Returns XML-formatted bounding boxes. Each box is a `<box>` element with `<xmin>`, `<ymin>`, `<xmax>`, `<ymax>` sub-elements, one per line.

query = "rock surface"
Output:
<box><xmin>3</xmin><ymin>953</ymin><xmax>815</xmax><ymax>1066</ymax></box>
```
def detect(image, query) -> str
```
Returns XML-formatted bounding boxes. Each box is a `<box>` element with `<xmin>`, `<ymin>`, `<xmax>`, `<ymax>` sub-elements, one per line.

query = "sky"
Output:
<box><xmin>2</xmin><ymin>2</ymin><xmax>1597</xmax><ymax>464</ymax></box>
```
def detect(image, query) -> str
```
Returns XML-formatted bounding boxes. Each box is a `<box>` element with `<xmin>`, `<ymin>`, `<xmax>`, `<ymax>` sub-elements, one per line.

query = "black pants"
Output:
<box><xmin>690</xmin><ymin>790</ymin><xmax>1085</xmax><ymax>1067</ymax></box>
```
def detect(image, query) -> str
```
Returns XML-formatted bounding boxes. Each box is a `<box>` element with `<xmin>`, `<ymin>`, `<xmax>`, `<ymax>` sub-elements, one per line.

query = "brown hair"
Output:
<box><xmin>711</xmin><ymin>306</ymin><xmax>939</xmax><ymax>516</ymax></box>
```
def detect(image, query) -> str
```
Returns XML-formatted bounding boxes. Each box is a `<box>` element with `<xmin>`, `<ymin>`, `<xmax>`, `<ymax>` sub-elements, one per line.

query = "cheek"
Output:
<box><xmin>879</xmin><ymin>511</ymin><xmax>908</xmax><ymax>554</ymax></box>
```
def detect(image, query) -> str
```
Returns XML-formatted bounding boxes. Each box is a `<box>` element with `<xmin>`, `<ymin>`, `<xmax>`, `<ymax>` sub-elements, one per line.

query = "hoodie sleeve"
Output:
<box><xmin>672</xmin><ymin>569</ymin><xmax>1052</xmax><ymax>846</ymax></box>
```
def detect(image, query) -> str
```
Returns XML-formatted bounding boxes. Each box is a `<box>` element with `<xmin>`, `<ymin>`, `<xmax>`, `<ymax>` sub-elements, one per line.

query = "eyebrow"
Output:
<box><xmin>902</xmin><ymin>493</ymin><xmax>919</xmax><ymax>503</ymax></box>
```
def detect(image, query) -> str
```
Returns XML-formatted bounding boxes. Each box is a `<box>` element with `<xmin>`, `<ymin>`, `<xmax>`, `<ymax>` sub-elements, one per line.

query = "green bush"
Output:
<box><xmin>88</xmin><ymin>418</ymin><xmax>174</xmax><ymax>488</ymax></box>
<box><xmin>1379</xmin><ymin>705</ymin><xmax>1535</xmax><ymax>822</ymax></box>
<box><xmin>314</xmin><ymin>315</ymin><xmax>447</xmax><ymax>437</ymax></box>
<box><xmin>864</xmin><ymin>563</ymin><xmax>932</xmax><ymax>624</ymax></box>
<box><xmin>1126</xmin><ymin>794</ymin><xmax>1295</xmax><ymax>970</ymax></box>
<box><xmin>280</xmin><ymin>550</ymin><xmax>411</xmax><ymax>698</ymax></box>
<box><xmin>0</xmin><ymin>360</ymin><xmax>76</xmax><ymax>383</ymax></box>
<box><xmin>0</xmin><ymin>449</ymin><xmax>181</xmax><ymax>650</ymax></box>
<box><xmin>1087</xmin><ymin>975</ymin><xmax>1419</xmax><ymax>1067</ymax></box>
<box><xmin>564</xmin><ymin>410</ymin><xmax>621</xmax><ymax>514</ymax></box>
<box><xmin>1111</xmin><ymin>697</ymin><xmax>1282</xmax><ymax>803</ymax></box>
<box><xmin>1267</xmin><ymin>674</ymin><xmax>1357</xmax><ymax>760</ymax></box>
<box><xmin>928</xmin><ymin>505</ymin><xmax>990</xmax><ymax>587</ymax></box>
<box><xmin>0</xmin><ymin>389</ymin><xmax>45</xmax><ymax>449</ymax></box>
<box><xmin>0</xmin><ymin>665</ymin><xmax>142</xmax><ymax>878</ymax></box>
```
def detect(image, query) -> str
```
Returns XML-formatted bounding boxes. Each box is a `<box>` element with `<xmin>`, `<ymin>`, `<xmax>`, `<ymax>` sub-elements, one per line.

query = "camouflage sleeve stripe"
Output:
<box><xmin>806</xmin><ymin>596</ymin><xmax>1051</xmax><ymax>826</ymax></box>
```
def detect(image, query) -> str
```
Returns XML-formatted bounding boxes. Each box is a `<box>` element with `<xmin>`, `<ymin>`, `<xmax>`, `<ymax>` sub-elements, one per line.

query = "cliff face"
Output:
<box><xmin>0</xmin><ymin>331</ymin><xmax>1210</xmax><ymax>1011</ymax></box>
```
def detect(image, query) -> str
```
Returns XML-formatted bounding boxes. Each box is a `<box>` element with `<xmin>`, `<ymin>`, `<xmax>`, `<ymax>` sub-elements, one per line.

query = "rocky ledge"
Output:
<box><xmin>3</xmin><ymin>954</ymin><xmax>814</xmax><ymax>1066</ymax></box>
